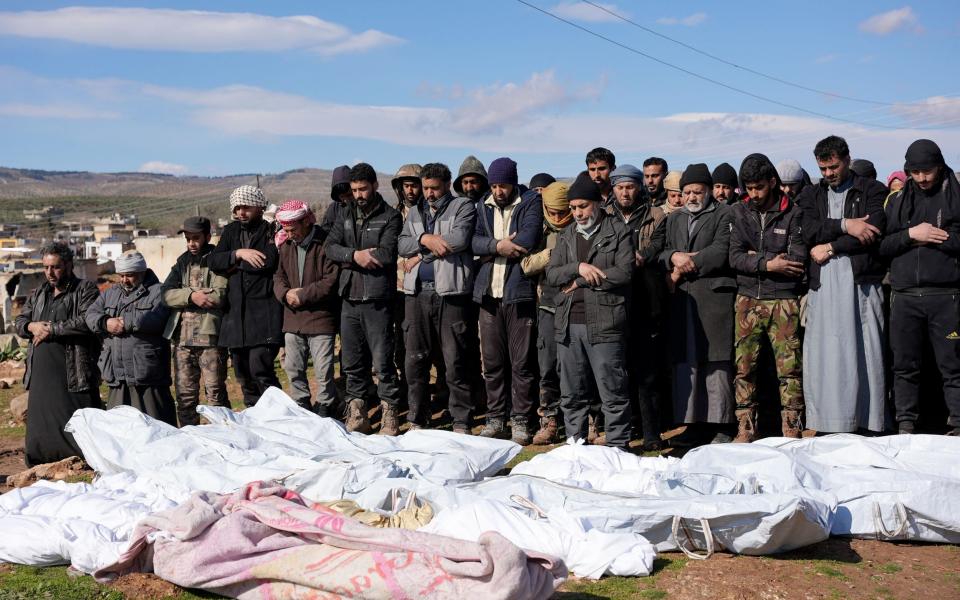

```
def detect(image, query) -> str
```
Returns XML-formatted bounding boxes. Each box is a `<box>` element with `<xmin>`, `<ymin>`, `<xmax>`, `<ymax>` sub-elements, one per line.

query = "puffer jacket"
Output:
<box><xmin>397</xmin><ymin>193</ymin><xmax>476</xmax><ymax>296</ymax></box>
<box><xmin>728</xmin><ymin>193</ymin><xmax>808</xmax><ymax>299</ymax></box>
<box><xmin>86</xmin><ymin>270</ymin><xmax>171</xmax><ymax>387</ymax></box>
<box><xmin>545</xmin><ymin>212</ymin><xmax>634</xmax><ymax>344</ymax></box>
<box><xmin>16</xmin><ymin>275</ymin><xmax>101</xmax><ymax>392</ymax></box>
<box><xmin>472</xmin><ymin>188</ymin><xmax>543</xmax><ymax>304</ymax></box>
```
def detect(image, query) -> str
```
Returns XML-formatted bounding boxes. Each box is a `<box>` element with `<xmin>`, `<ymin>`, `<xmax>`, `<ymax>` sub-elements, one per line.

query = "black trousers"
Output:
<box><xmin>537</xmin><ymin>309</ymin><xmax>561</xmax><ymax>418</ymax></box>
<box><xmin>341</xmin><ymin>299</ymin><xmax>402</xmax><ymax>407</ymax></box>
<box><xmin>891</xmin><ymin>292</ymin><xmax>960</xmax><ymax>427</ymax></box>
<box><xmin>230</xmin><ymin>345</ymin><xmax>280</xmax><ymax>407</ymax></box>
<box><xmin>404</xmin><ymin>290</ymin><xmax>472</xmax><ymax>427</ymax></box>
<box><xmin>478</xmin><ymin>296</ymin><xmax>538</xmax><ymax>420</ymax></box>
<box><xmin>627</xmin><ymin>318</ymin><xmax>663</xmax><ymax>443</ymax></box>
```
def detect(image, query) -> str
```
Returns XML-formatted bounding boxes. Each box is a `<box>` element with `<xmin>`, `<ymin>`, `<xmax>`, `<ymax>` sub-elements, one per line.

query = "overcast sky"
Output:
<box><xmin>1</xmin><ymin>1</ymin><xmax>958</xmax><ymax>182</ymax></box>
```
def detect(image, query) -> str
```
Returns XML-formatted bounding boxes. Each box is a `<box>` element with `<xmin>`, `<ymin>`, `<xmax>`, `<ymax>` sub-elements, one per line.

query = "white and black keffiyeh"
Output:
<box><xmin>229</xmin><ymin>185</ymin><xmax>267</xmax><ymax>210</ymax></box>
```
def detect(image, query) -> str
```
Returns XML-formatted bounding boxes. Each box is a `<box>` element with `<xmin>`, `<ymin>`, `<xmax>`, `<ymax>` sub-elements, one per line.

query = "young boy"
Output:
<box><xmin>161</xmin><ymin>216</ymin><xmax>231</xmax><ymax>426</ymax></box>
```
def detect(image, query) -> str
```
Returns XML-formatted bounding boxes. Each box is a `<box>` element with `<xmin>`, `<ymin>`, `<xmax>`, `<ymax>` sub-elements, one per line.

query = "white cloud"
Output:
<box><xmin>0</xmin><ymin>102</ymin><xmax>119</xmax><ymax>119</ymax></box>
<box><xmin>138</xmin><ymin>161</ymin><xmax>189</xmax><ymax>175</ymax></box>
<box><xmin>551</xmin><ymin>2</ymin><xmax>625</xmax><ymax>23</ymax></box>
<box><xmin>859</xmin><ymin>7</ymin><xmax>920</xmax><ymax>35</ymax></box>
<box><xmin>0</xmin><ymin>7</ymin><xmax>402</xmax><ymax>56</ymax></box>
<box><xmin>657</xmin><ymin>12</ymin><xmax>708</xmax><ymax>27</ymax></box>
<box><xmin>891</xmin><ymin>96</ymin><xmax>960</xmax><ymax>127</ymax></box>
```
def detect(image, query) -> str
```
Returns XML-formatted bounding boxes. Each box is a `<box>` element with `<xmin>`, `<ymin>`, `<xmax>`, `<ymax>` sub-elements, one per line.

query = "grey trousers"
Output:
<box><xmin>558</xmin><ymin>323</ymin><xmax>632</xmax><ymax>447</ymax></box>
<box><xmin>283</xmin><ymin>332</ymin><xmax>337</xmax><ymax>410</ymax></box>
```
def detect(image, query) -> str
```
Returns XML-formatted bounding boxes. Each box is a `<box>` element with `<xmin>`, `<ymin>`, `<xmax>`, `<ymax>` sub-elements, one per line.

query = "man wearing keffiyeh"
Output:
<box><xmin>273</xmin><ymin>200</ymin><xmax>341</xmax><ymax>417</ymax></box>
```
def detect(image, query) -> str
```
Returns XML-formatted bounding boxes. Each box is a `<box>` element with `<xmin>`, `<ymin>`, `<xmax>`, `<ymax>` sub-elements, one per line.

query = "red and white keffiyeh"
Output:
<box><xmin>274</xmin><ymin>199</ymin><xmax>316</xmax><ymax>246</ymax></box>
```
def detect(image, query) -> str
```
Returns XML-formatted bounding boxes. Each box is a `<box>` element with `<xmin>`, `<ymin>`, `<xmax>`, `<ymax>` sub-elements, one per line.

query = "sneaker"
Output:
<box><xmin>344</xmin><ymin>399</ymin><xmax>372</xmax><ymax>434</ymax></box>
<box><xmin>898</xmin><ymin>420</ymin><xmax>916</xmax><ymax>435</ymax></box>
<box><xmin>379</xmin><ymin>402</ymin><xmax>399</xmax><ymax>436</ymax></box>
<box><xmin>453</xmin><ymin>423</ymin><xmax>470</xmax><ymax>435</ymax></box>
<box><xmin>531</xmin><ymin>416</ymin><xmax>559</xmax><ymax>445</ymax></box>
<box><xmin>511</xmin><ymin>417</ymin><xmax>532</xmax><ymax>446</ymax></box>
<box><xmin>479</xmin><ymin>417</ymin><xmax>508</xmax><ymax>439</ymax></box>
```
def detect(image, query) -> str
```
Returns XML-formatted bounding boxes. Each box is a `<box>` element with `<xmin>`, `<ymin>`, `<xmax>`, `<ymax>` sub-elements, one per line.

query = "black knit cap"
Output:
<box><xmin>529</xmin><ymin>172</ymin><xmax>556</xmax><ymax>189</ymax></box>
<box><xmin>711</xmin><ymin>162</ymin><xmax>738</xmax><ymax>188</ymax></box>
<box><xmin>680</xmin><ymin>163</ymin><xmax>712</xmax><ymax>189</ymax></box>
<box><xmin>567</xmin><ymin>170</ymin><xmax>603</xmax><ymax>203</ymax></box>
<box><xmin>904</xmin><ymin>139</ymin><xmax>945</xmax><ymax>171</ymax></box>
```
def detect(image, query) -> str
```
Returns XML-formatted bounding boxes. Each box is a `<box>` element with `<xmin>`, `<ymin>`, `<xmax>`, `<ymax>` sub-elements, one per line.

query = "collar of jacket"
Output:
<box><xmin>608</xmin><ymin>199</ymin><xmax>653</xmax><ymax>225</ymax></box>
<box><xmin>742</xmin><ymin>192</ymin><xmax>791</xmax><ymax>214</ymax></box>
<box><xmin>39</xmin><ymin>273</ymin><xmax>80</xmax><ymax>297</ymax></box>
<box><xmin>353</xmin><ymin>193</ymin><xmax>386</xmax><ymax>220</ymax></box>
<box><xmin>484</xmin><ymin>189</ymin><xmax>522</xmax><ymax>210</ymax></box>
<box><xmin>421</xmin><ymin>192</ymin><xmax>453</xmax><ymax>217</ymax></box>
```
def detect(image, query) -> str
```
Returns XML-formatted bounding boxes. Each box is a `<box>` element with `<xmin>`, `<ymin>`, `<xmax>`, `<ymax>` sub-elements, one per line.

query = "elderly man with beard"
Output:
<box><xmin>208</xmin><ymin>185</ymin><xmax>283</xmax><ymax>408</ymax></box>
<box><xmin>711</xmin><ymin>163</ymin><xmax>739</xmax><ymax>205</ymax></box>
<box><xmin>585</xmin><ymin>147</ymin><xmax>616</xmax><ymax>207</ymax></box>
<box><xmin>398</xmin><ymin>163</ymin><xmax>477</xmax><ymax>433</ymax></box>
<box><xmin>545</xmin><ymin>172</ymin><xmax>635</xmax><ymax>450</ymax></box>
<box><xmin>798</xmin><ymin>135</ymin><xmax>888</xmax><ymax>434</ymax></box>
<box><xmin>607</xmin><ymin>164</ymin><xmax>667</xmax><ymax>450</ymax></box>
<box><xmin>660</xmin><ymin>164</ymin><xmax>736</xmax><ymax>446</ymax></box>
<box><xmin>86</xmin><ymin>250</ymin><xmax>175</xmax><ymax>425</ymax></box>
<box><xmin>273</xmin><ymin>200</ymin><xmax>341</xmax><ymax>418</ymax></box>
<box><xmin>643</xmin><ymin>157</ymin><xmax>669</xmax><ymax>207</ymax></box>
<box><xmin>521</xmin><ymin>180</ymin><xmax>573</xmax><ymax>444</ymax></box>
<box><xmin>16</xmin><ymin>242</ymin><xmax>102</xmax><ymax>466</ymax></box>
<box><xmin>325</xmin><ymin>163</ymin><xmax>403</xmax><ymax>433</ymax></box>
<box><xmin>472</xmin><ymin>157</ymin><xmax>543</xmax><ymax>443</ymax></box>
<box><xmin>881</xmin><ymin>139</ymin><xmax>960</xmax><ymax>435</ymax></box>
<box><xmin>729</xmin><ymin>154</ymin><xmax>807</xmax><ymax>442</ymax></box>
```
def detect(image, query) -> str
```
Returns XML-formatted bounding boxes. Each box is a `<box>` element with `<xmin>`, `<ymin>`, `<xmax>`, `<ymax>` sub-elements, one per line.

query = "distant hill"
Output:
<box><xmin>0</xmin><ymin>166</ymin><xmax>396</xmax><ymax>234</ymax></box>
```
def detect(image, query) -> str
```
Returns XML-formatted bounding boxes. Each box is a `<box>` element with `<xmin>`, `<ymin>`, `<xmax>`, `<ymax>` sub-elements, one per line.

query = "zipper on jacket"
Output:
<box><xmin>756</xmin><ymin>211</ymin><xmax>764</xmax><ymax>299</ymax></box>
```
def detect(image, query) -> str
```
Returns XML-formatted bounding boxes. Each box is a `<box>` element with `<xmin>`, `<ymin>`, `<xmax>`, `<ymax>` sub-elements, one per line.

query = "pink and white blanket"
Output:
<box><xmin>95</xmin><ymin>481</ymin><xmax>566</xmax><ymax>599</ymax></box>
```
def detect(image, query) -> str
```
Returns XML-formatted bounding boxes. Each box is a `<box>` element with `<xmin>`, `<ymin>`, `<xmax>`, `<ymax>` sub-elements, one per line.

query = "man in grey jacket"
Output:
<box><xmin>86</xmin><ymin>250</ymin><xmax>176</xmax><ymax>425</ymax></box>
<box><xmin>398</xmin><ymin>163</ymin><xmax>477</xmax><ymax>432</ymax></box>
<box><xmin>545</xmin><ymin>172</ymin><xmax>635</xmax><ymax>450</ymax></box>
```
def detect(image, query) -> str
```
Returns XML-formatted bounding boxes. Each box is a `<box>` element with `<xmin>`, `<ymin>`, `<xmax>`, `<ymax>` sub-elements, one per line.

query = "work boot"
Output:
<box><xmin>452</xmin><ymin>423</ymin><xmax>470</xmax><ymax>435</ymax></box>
<box><xmin>511</xmin><ymin>416</ymin><xmax>533</xmax><ymax>446</ymax></box>
<box><xmin>781</xmin><ymin>409</ymin><xmax>803</xmax><ymax>439</ymax></box>
<box><xmin>587</xmin><ymin>415</ymin><xmax>599</xmax><ymax>444</ymax></box>
<box><xmin>379</xmin><ymin>402</ymin><xmax>400</xmax><ymax>436</ymax></box>
<box><xmin>532</xmin><ymin>416</ymin><xmax>559</xmax><ymax>445</ymax></box>
<box><xmin>479</xmin><ymin>417</ymin><xmax>507</xmax><ymax>439</ymax></box>
<box><xmin>345</xmin><ymin>399</ymin><xmax>372</xmax><ymax>434</ymax></box>
<box><xmin>733</xmin><ymin>408</ymin><xmax>757</xmax><ymax>443</ymax></box>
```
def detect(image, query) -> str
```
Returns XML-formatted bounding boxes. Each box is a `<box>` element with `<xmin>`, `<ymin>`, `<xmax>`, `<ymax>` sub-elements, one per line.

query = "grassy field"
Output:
<box><xmin>1</xmin><ymin>374</ymin><xmax>959</xmax><ymax>599</ymax></box>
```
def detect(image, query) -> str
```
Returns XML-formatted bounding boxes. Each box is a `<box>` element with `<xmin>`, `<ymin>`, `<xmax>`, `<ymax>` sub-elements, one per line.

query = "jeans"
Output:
<box><xmin>283</xmin><ymin>332</ymin><xmax>337</xmax><ymax>411</ymax></box>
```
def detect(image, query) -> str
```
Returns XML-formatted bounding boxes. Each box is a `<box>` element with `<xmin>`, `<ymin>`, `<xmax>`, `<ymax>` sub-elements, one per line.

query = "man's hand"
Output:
<box><xmin>190</xmin><ymin>289</ymin><xmax>217</xmax><ymax>309</ymax></box>
<box><xmin>420</xmin><ymin>234</ymin><xmax>453</xmax><ymax>257</ymax></box>
<box><xmin>765</xmin><ymin>253</ymin><xmax>805</xmax><ymax>277</ymax></box>
<box><xmin>236</xmin><ymin>248</ymin><xmax>267</xmax><ymax>269</ymax></box>
<box><xmin>285</xmin><ymin>288</ymin><xmax>303</xmax><ymax>308</ymax></box>
<box><xmin>496</xmin><ymin>233</ymin><xmax>528</xmax><ymax>259</ymax></box>
<box><xmin>578</xmin><ymin>262</ymin><xmax>607</xmax><ymax>287</ymax></box>
<box><xmin>27</xmin><ymin>321</ymin><xmax>52</xmax><ymax>344</ymax></box>
<box><xmin>810</xmin><ymin>244</ymin><xmax>833</xmax><ymax>265</ymax></box>
<box><xmin>666</xmin><ymin>270</ymin><xmax>682</xmax><ymax>293</ymax></box>
<box><xmin>562</xmin><ymin>280</ymin><xmax>578</xmax><ymax>294</ymax></box>
<box><xmin>403</xmin><ymin>255</ymin><xmax>421</xmax><ymax>273</ymax></box>
<box><xmin>106</xmin><ymin>317</ymin><xmax>125</xmax><ymax>335</ymax></box>
<box><xmin>353</xmin><ymin>249</ymin><xmax>383</xmax><ymax>269</ymax></box>
<box><xmin>909</xmin><ymin>222</ymin><xmax>949</xmax><ymax>245</ymax></box>
<box><xmin>845</xmin><ymin>216</ymin><xmax>881</xmax><ymax>245</ymax></box>
<box><xmin>670</xmin><ymin>252</ymin><xmax>698</xmax><ymax>275</ymax></box>
<box><xmin>635</xmin><ymin>251</ymin><xmax>645</xmax><ymax>268</ymax></box>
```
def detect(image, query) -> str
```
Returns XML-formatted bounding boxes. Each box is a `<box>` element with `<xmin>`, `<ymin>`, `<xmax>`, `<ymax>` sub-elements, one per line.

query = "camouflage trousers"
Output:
<box><xmin>173</xmin><ymin>344</ymin><xmax>229</xmax><ymax>427</ymax></box>
<box><xmin>734</xmin><ymin>296</ymin><xmax>804</xmax><ymax>412</ymax></box>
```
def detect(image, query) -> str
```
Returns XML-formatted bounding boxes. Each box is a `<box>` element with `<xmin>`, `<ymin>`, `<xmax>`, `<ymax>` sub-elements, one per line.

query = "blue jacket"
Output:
<box><xmin>471</xmin><ymin>188</ymin><xmax>543</xmax><ymax>305</ymax></box>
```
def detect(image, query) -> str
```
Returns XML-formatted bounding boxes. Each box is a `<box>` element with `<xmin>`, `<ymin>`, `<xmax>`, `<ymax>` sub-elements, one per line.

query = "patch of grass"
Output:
<box><xmin>812</xmin><ymin>563</ymin><xmax>849</xmax><ymax>581</ymax></box>
<box><xmin>874</xmin><ymin>586</ymin><xmax>896</xmax><ymax>600</ymax></box>
<box><xmin>0</xmin><ymin>565</ymin><xmax>123</xmax><ymax>599</ymax></box>
<box><xmin>639</xmin><ymin>589</ymin><xmax>668</xmax><ymax>599</ymax></box>
<box><xmin>877</xmin><ymin>562</ymin><xmax>902</xmax><ymax>574</ymax></box>
<box><xmin>559</xmin><ymin>576</ymin><xmax>646</xmax><ymax>599</ymax></box>
<box><xmin>651</xmin><ymin>556</ymin><xmax>688</xmax><ymax>574</ymax></box>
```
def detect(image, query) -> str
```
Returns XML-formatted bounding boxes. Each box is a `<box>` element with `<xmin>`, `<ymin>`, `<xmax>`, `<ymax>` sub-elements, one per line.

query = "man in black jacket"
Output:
<box><xmin>798</xmin><ymin>136</ymin><xmax>888</xmax><ymax>434</ymax></box>
<box><xmin>729</xmin><ymin>154</ymin><xmax>807</xmax><ymax>442</ymax></box>
<box><xmin>325</xmin><ymin>163</ymin><xmax>403</xmax><ymax>433</ymax></box>
<box><xmin>880</xmin><ymin>139</ymin><xmax>960</xmax><ymax>435</ymax></box>
<box><xmin>207</xmin><ymin>185</ymin><xmax>283</xmax><ymax>407</ymax></box>
<box><xmin>16</xmin><ymin>242</ymin><xmax>102</xmax><ymax>466</ymax></box>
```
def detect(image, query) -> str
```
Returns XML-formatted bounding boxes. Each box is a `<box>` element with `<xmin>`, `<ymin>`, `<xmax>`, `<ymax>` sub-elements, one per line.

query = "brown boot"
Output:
<box><xmin>733</xmin><ymin>408</ymin><xmax>757</xmax><ymax>443</ymax></box>
<box><xmin>379</xmin><ymin>402</ymin><xmax>399</xmax><ymax>436</ymax></box>
<box><xmin>587</xmin><ymin>415</ymin><xmax>598</xmax><ymax>443</ymax></box>
<box><xmin>532</xmin><ymin>416</ymin><xmax>559</xmax><ymax>445</ymax></box>
<box><xmin>781</xmin><ymin>409</ymin><xmax>803</xmax><ymax>439</ymax></box>
<box><xmin>345</xmin><ymin>399</ymin><xmax>372</xmax><ymax>434</ymax></box>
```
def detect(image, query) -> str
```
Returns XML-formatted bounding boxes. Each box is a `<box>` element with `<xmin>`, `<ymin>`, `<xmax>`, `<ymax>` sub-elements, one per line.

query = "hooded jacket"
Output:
<box><xmin>880</xmin><ymin>169</ymin><xmax>960</xmax><ymax>291</ymax></box>
<box><xmin>398</xmin><ymin>193</ymin><xmax>477</xmax><ymax>296</ymax></box>
<box><xmin>729</xmin><ymin>193</ymin><xmax>807</xmax><ymax>299</ymax></box>
<box><xmin>471</xmin><ymin>187</ymin><xmax>543</xmax><ymax>304</ymax></box>
<box><xmin>797</xmin><ymin>173</ymin><xmax>888</xmax><ymax>290</ymax></box>
<box><xmin>16</xmin><ymin>275</ymin><xmax>101</xmax><ymax>393</ymax></box>
<box><xmin>321</xmin><ymin>165</ymin><xmax>352</xmax><ymax>238</ymax></box>
<box><xmin>86</xmin><ymin>270</ymin><xmax>172</xmax><ymax>387</ymax></box>
<box><xmin>545</xmin><ymin>211</ymin><xmax>634</xmax><ymax>344</ymax></box>
<box><xmin>453</xmin><ymin>156</ymin><xmax>489</xmax><ymax>197</ymax></box>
